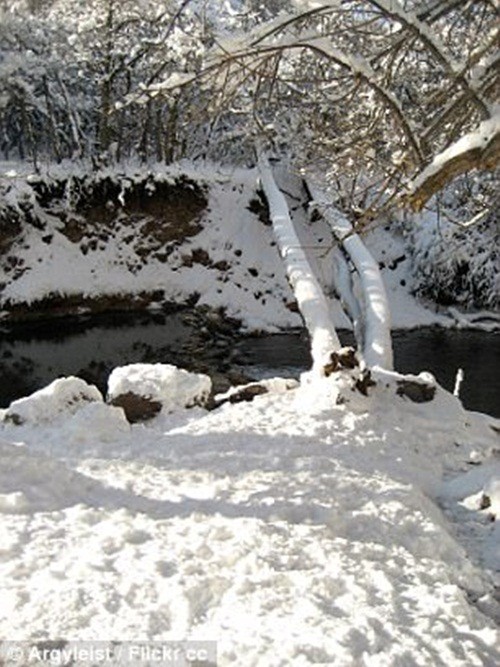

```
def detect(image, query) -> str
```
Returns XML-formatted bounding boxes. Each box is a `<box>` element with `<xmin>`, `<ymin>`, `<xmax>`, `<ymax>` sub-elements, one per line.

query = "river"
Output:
<box><xmin>1</xmin><ymin>313</ymin><xmax>498</xmax><ymax>417</ymax></box>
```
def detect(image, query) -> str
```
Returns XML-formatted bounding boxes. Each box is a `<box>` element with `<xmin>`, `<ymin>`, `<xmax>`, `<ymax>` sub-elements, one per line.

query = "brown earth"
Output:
<box><xmin>0</xmin><ymin>174</ymin><xmax>209</xmax><ymax>322</ymax></box>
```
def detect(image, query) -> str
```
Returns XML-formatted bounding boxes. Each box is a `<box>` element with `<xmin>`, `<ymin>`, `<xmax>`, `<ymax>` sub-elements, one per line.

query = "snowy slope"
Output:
<box><xmin>0</xmin><ymin>162</ymin><xmax>300</xmax><ymax>331</ymax></box>
<box><xmin>0</xmin><ymin>369</ymin><xmax>499</xmax><ymax>665</ymax></box>
<box><xmin>0</xmin><ymin>161</ymin><xmax>469</xmax><ymax>333</ymax></box>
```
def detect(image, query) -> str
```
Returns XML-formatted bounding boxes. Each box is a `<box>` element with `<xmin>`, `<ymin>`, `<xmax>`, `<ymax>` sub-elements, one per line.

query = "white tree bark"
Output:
<box><xmin>258</xmin><ymin>153</ymin><xmax>341</xmax><ymax>374</ymax></box>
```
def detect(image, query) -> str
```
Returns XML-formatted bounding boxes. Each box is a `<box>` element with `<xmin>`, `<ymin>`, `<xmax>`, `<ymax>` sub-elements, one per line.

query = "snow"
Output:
<box><xmin>215</xmin><ymin>375</ymin><xmax>298</xmax><ymax>398</ymax></box>
<box><xmin>3</xmin><ymin>376</ymin><xmax>103</xmax><ymax>425</ymax></box>
<box><xmin>148</xmin><ymin>72</ymin><xmax>196</xmax><ymax>93</ymax></box>
<box><xmin>411</xmin><ymin>113</ymin><xmax>500</xmax><ymax>195</ymax></box>
<box><xmin>0</xmin><ymin>368</ymin><xmax>499</xmax><ymax>664</ymax></box>
<box><xmin>441</xmin><ymin>458</ymin><xmax>500</xmax><ymax>571</ymax></box>
<box><xmin>0</xmin><ymin>439</ymin><xmax>114</xmax><ymax>513</ymax></box>
<box><xmin>400</xmin><ymin>203</ymin><xmax>499</xmax><ymax>313</ymax></box>
<box><xmin>308</xmin><ymin>184</ymin><xmax>393</xmax><ymax>370</ymax></box>
<box><xmin>66</xmin><ymin>403</ymin><xmax>131</xmax><ymax>444</ymax></box>
<box><xmin>0</xmin><ymin>161</ymin><xmax>301</xmax><ymax>332</ymax></box>
<box><xmin>258</xmin><ymin>153</ymin><xmax>341</xmax><ymax>373</ymax></box>
<box><xmin>362</xmin><ymin>223</ymin><xmax>452</xmax><ymax>329</ymax></box>
<box><xmin>331</xmin><ymin>246</ymin><xmax>363</xmax><ymax>339</ymax></box>
<box><xmin>1</xmin><ymin>160</ymin><xmax>491</xmax><ymax>333</ymax></box>
<box><xmin>108</xmin><ymin>363</ymin><xmax>212</xmax><ymax>412</ymax></box>
<box><xmin>373</xmin><ymin>0</ymin><xmax>463</xmax><ymax>74</ymax></box>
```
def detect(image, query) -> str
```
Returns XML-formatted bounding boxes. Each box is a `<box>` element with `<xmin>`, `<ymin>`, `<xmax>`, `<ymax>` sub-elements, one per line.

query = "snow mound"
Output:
<box><xmin>66</xmin><ymin>402</ymin><xmax>130</xmax><ymax>443</ymax></box>
<box><xmin>3</xmin><ymin>377</ymin><xmax>103</xmax><ymax>425</ymax></box>
<box><xmin>441</xmin><ymin>458</ymin><xmax>500</xmax><ymax>571</ymax></box>
<box><xmin>107</xmin><ymin>363</ymin><xmax>212</xmax><ymax>413</ymax></box>
<box><xmin>214</xmin><ymin>376</ymin><xmax>299</xmax><ymax>405</ymax></box>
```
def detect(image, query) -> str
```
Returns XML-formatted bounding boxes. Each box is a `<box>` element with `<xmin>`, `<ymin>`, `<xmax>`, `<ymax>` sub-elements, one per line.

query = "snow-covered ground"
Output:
<box><xmin>1</xmin><ymin>160</ymin><xmax>499</xmax><ymax>665</ymax></box>
<box><xmin>0</xmin><ymin>162</ymin><xmax>298</xmax><ymax>331</ymax></box>
<box><xmin>1</xmin><ymin>160</ymin><xmax>485</xmax><ymax>333</ymax></box>
<box><xmin>0</xmin><ymin>367</ymin><xmax>499</xmax><ymax>665</ymax></box>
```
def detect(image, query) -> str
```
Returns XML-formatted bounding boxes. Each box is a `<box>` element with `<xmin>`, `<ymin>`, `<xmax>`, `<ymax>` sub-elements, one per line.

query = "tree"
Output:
<box><xmin>1</xmin><ymin>0</ymin><xmax>497</xmax><ymax>213</ymax></box>
<box><xmin>134</xmin><ymin>0</ymin><xmax>497</xmax><ymax>363</ymax></box>
<box><xmin>139</xmin><ymin>0</ymin><xmax>498</xmax><ymax>221</ymax></box>
<box><xmin>0</xmin><ymin>0</ymin><xmax>206</xmax><ymax>164</ymax></box>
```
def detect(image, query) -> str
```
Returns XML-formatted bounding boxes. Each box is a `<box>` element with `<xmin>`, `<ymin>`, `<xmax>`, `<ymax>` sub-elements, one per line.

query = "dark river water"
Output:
<box><xmin>237</xmin><ymin>328</ymin><xmax>500</xmax><ymax>417</ymax></box>
<box><xmin>1</xmin><ymin>313</ymin><xmax>499</xmax><ymax>417</ymax></box>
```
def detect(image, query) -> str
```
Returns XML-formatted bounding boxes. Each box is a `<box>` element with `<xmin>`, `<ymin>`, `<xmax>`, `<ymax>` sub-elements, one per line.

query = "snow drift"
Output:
<box><xmin>0</xmin><ymin>365</ymin><xmax>498</xmax><ymax>666</ymax></box>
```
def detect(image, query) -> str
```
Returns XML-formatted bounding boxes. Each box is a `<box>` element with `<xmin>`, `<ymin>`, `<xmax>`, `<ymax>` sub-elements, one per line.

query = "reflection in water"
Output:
<box><xmin>392</xmin><ymin>329</ymin><xmax>499</xmax><ymax>418</ymax></box>
<box><xmin>1</xmin><ymin>315</ymin><xmax>499</xmax><ymax>418</ymax></box>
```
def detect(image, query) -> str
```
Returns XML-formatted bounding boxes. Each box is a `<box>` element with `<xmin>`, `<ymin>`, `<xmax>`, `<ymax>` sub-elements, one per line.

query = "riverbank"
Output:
<box><xmin>1</xmin><ymin>160</ymin><xmax>498</xmax><ymax>332</ymax></box>
<box><xmin>1</xmin><ymin>313</ymin><xmax>499</xmax><ymax>417</ymax></box>
<box><xmin>0</xmin><ymin>162</ymin><xmax>297</xmax><ymax>330</ymax></box>
<box><xmin>1</xmin><ymin>161</ymin><xmax>500</xmax><ymax>666</ymax></box>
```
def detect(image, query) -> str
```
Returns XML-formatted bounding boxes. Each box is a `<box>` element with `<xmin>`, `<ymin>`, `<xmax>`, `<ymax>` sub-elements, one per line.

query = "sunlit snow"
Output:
<box><xmin>0</xmin><ymin>365</ymin><xmax>499</xmax><ymax>665</ymax></box>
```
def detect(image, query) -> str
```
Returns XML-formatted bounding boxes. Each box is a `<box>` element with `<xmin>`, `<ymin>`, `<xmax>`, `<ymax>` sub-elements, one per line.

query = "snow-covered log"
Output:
<box><xmin>331</xmin><ymin>246</ymin><xmax>364</xmax><ymax>351</ymax></box>
<box><xmin>308</xmin><ymin>184</ymin><xmax>393</xmax><ymax>370</ymax></box>
<box><xmin>258</xmin><ymin>153</ymin><xmax>341</xmax><ymax>374</ymax></box>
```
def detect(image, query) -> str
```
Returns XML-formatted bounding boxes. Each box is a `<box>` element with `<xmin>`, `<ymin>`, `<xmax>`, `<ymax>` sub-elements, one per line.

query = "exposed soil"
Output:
<box><xmin>0</xmin><ymin>204</ymin><xmax>23</xmax><ymax>255</ymax></box>
<box><xmin>110</xmin><ymin>391</ymin><xmax>163</xmax><ymax>423</ymax></box>
<box><xmin>0</xmin><ymin>173</ymin><xmax>210</xmax><ymax>322</ymax></box>
<box><xmin>52</xmin><ymin>175</ymin><xmax>207</xmax><ymax>247</ymax></box>
<box><xmin>247</xmin><ymin>189</ymin><xmax>271</xmax><ymax>226</ymax></box>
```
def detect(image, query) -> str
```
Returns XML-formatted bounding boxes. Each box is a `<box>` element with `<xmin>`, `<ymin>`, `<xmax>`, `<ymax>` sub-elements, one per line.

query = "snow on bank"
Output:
<box><xmin>4</xmin><ymin>376</ymin><xmax>103</xmax><ymax>425</ymax></box>
<box><xmin>1</xmin><ymin>160</ymin><xmax>483</xmax><ymax>334</ymax></box>
<box><xmin>0</xmin><ymin>366</ymin><xmax>499</xmax><ymax>665</ymax></box>
<box><xmin>0</xmin><ymin>162</ymin><xmax>300</xmax><ymax>332</ymax></box>
<box><xmin>442</xmin><ymin>458</ymin><xmax>500</xmax><ymax>571</ymax></box>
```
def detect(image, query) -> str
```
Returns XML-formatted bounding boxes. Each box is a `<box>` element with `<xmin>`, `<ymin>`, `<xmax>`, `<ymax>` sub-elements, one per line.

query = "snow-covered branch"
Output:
<box><xmin>408</xmin><ymin>114</ymin><xmax>500</xmax><ymax>210</ymax></box>
<box><xmin>296</xmin><ymin>38</ymin><xmax>424</xmax><ymax>165</ymax></box>
<box><xmin>367</xmin><ymin>0</ymin><xmax>490</xmax><ymax>117</ymax></box>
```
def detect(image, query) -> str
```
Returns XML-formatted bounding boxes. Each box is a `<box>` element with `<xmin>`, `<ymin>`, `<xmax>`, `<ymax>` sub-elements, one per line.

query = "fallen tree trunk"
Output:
<box><xmin>258</xmin><ymin>153</ymin><xmax>341</xmax><ymax>375</ymax></box>
<box><xmin>308</xmin><ymin>183</ymin><xmax>393</xmax><ymax>370</ymax></box>
<box><xmin>331</xmin><ymin>245</ymin><xmax>364</xmax><ymax>351</ymax></box>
